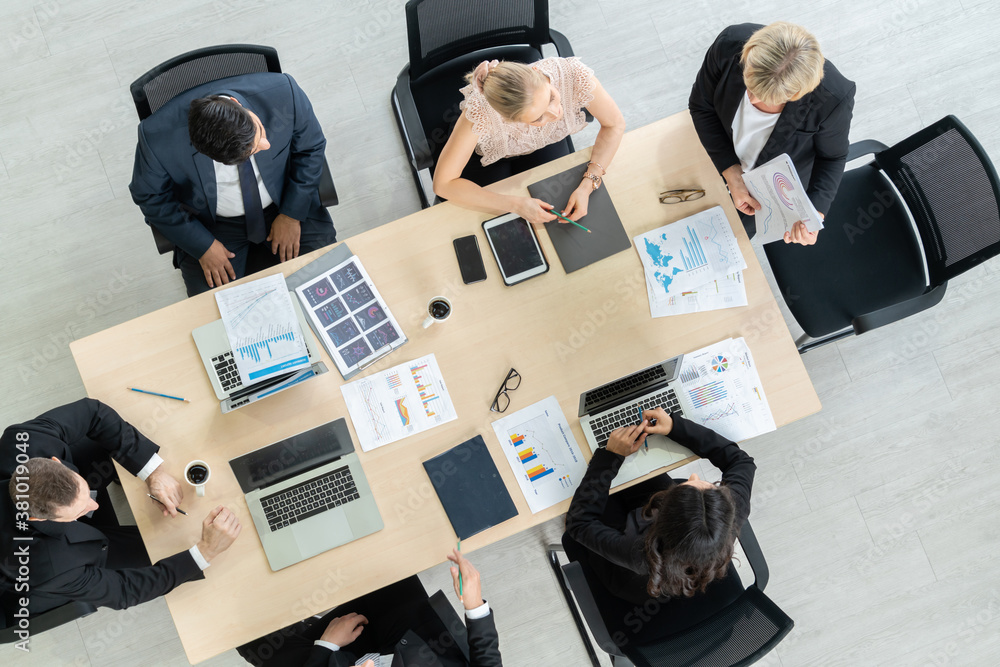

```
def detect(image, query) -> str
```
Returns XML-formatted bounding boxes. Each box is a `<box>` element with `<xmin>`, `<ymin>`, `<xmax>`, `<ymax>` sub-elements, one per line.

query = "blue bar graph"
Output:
<box><xmin>680</xmin><ymin>226</ymin><xmax>708</xmax><ymax>270</ymax></box>
<box><xmin>237</xmin><ymin>331</ymin><xmax>298</xmax><ymax>364</ymax></box>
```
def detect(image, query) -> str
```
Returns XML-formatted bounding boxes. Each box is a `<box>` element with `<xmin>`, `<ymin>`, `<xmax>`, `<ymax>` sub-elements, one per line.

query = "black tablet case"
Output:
<box><xmin>422</xmin><ymin>435</ymin><xmax>518</xmax><ymax>540</ymax></box>
<box><xmin>527</xmin><ymin>162</ymin><xmax>632</xmax><ymax>273</ymax></box>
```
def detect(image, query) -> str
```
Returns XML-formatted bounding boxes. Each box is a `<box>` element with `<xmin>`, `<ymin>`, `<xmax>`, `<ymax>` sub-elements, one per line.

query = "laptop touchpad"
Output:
<box><xmin>291</xmin><ymin>512</ymin><xmax>352</xmax><ymax>557</ymax></box>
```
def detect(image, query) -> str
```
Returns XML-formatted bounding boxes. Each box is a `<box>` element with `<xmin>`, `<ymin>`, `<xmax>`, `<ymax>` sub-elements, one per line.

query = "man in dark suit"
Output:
<box><xmin>689</xmin><ymin>22</ymin><xmax>856</xmax><ymax>245</ymax></box>
<box><xmin>129</xmin><ymin>72</ymin><xmax>336</xmax><ymax>297</ymax></box>
<box><xmin>0</xmin><ymin>399</ymin><xmax>241</xmax><ymax>614</ymax></box>
<box><xmin>237</xmin><ymin>550</ymin><xmax>502</xmax><ymax>667</ymax></box>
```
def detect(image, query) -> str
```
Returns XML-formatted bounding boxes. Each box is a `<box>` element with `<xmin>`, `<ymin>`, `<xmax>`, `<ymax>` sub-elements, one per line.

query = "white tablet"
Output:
<box><xmin>482</xmin><ymin>213</ymin><xmax>549</xmax><ymax>286</ymax></box>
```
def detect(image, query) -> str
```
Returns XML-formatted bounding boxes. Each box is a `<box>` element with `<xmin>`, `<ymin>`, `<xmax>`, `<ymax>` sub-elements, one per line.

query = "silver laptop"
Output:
<box><xmin>579</xmin><ymin>355</ymin><xmax>697</xmax><ymax>487</ymax></box>
<box><xmin>229</xmin><ymin>418</ymin><xmax>384</xmax><ymax>571</ymax></box>
<box><xmin>192</xmin><ymin>297</ymin><xmax>328</xmax><ymax>413</ymax></box>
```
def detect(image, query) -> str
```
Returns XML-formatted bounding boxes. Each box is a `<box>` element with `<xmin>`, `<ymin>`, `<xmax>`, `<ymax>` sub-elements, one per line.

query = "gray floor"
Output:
<box><xmin>3</xmin><ymin>0</ymin><xmax>1000</xmax><ymax>665</ymax></box>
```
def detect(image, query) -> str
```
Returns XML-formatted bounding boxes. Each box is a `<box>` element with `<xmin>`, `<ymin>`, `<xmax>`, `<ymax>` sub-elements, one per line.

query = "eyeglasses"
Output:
<box><xmin>490</xmin><ymin>368</ymin><xmax>521</xmax><ymax>413</ymax></box>
<box><xmin>659</xmin><ymin>189</ymin><xmax>706</xmax><ymax>204</ymax></box>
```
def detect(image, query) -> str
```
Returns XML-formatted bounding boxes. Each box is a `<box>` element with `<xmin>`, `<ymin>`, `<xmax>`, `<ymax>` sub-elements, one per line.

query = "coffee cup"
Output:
<box><xmin>421</xmin><ymin>296</ymin><xmax>452</xmax><ymax>328</ymax></box>
<box><xmin>184</xmin><ymin>460</ymin><xmax>211</xmax><ymax>497</ymax></box>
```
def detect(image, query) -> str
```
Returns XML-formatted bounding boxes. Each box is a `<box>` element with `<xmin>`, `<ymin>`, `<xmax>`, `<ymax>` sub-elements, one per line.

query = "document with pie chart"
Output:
<box><xmin>294</xmin><ymin>254</ymin><xmax>407</xmax><ymax>378</ymax></box>
<box><xmin>676</xmin><ymin>337</ymin><xmax>776</xmax><ymax>441</ymax></box>
<box><xmin>742</xmin><ymin>153</ymin><xmax>824</xmax><ymax>244</ymax></box>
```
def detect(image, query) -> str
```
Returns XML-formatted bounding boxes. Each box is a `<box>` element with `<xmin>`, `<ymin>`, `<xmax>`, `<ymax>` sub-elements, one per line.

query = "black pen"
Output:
<box><xmin>148</xmin><ymin>494</ymin><xmax>188</xmax><ymax>515</ymax></box>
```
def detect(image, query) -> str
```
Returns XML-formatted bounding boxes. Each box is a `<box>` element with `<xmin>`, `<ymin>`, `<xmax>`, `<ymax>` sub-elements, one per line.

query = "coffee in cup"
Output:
<box><xmin>184</xmin><ymin>460</ymin><xmax>212</xmax><ymax>497</ymax></box>
<box><xmin>421</xmin><ymin>296</ymin><xmax>452</xmax><ymax>328</ymax></box>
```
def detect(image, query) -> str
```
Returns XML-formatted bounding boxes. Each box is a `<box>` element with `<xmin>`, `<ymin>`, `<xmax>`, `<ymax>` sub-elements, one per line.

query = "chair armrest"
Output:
<box><xmin>847</xmin><ymin>139</ymin><xmax>890</xmax><ymax>162</ymax></box>
<box><xmin>427</xmin><ymin>590</ymin><xmax>471</xmax><ymax>664</ymax></box>
<box><xmin>851</xmin><ymin>282</ymin><xmax>947</xmax><ymax>335</ymax></box>
<box><xmin>319</xmin><ymin>158</ymin><xmax>338</xmax><ymax>207</ymax></box>
<box><xmin>393</xmin><ymin>65</ymin><xmax>434</xmax><ymax>171</ymax></box>
<box><xmin>560</xmin><ymin>560</ymin><xmax>621</xmax><ymax>654</ymax></box>
<box><xmin>1</xmin><ymin>601</ymin><xmax>97</xmax><ymax>643</ymax></box>
<box><xmin>151</xmin><ymin>225</ymin><xmax>176</xmax><ymax>255</ymax></box>
<box><xmin>549</xmin><ymin>29</ymin><xmax>574</xmax><ymax>57</ymax></box>
<box><xmin>739</xmin><ymin>521</ymin><xmax>769</xmax><ymax>591</ymax></box>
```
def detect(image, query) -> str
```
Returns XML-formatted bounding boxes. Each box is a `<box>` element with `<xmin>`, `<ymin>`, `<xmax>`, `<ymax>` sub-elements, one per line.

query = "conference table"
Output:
<box><xmin>70</xmin><ymin>110</ymin><xmax>821</xmax><ymax>663</ymax></box>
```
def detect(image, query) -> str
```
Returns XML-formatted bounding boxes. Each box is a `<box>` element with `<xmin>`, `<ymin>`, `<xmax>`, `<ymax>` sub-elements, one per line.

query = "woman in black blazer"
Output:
<box><xmin>564</xmin><ymin>407</ymin><xmax>755</xmax><ymax>633</ymax></box>
<box><xmin>689</xmin><ymin>22</ymin><xmax>856</xmax><ymax>245</ymax></box>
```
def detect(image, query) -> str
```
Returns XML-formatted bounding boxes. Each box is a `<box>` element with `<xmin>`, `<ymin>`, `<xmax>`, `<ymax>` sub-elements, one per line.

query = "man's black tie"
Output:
<box><xmin>237</xmin><ymin>158</ymin><xmax>266</xmax><ymax>244</ymax></box>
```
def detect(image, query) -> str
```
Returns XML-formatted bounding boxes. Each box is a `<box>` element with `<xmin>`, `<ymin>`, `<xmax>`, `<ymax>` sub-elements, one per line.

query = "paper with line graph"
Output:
<box><xmin>634</xmin><ymin>206</ymin><xmax>747</xmax><ymax>317</ymax></box>
<box><xmin>677</xmin><ymin>337</ymin><xmax>775</xmax><ymax>441</ymax></box>
<box><xmin>490</xmin><ymin>396</ymin><xmax>587</xmax><ymax>513</ymax></box>
<box><xmin>340</xmin><ymin>353</ymin><xmax>457</xmax><ymax>452</ymax></box>
<box><xmin>742</xmin><ymin>153</ymin><xmax>824</xmax><ymax>244</ymax></box>
<box><xmin>215</xmin><ymin>273</ymin><xmax>311</xmax><ymax>386</ymax></box>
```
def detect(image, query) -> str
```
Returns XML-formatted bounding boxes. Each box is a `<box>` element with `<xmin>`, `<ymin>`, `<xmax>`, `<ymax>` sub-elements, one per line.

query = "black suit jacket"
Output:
<box><xmin>565</xmin><ymin>415</ymin><xmax>756</xmax><ymax>597</ymax></box>
<box><xmin>128</xmin><ymin>72</ymin><xmax>333</xmax><ymax>260</ymax></box>
<box><xmin>0</xmin><ymin>399</ymin><xmax>203</xmax><ymax>613</ymax></box>
<box><xmin>306</xmin><ymin>612</ymin><xmax>503</xmax><ymax>667</ymax></box>
<box><xmin>689</xmin><ymin>23</ymin><xmax>856</xmax><ymax>231</ymax></box>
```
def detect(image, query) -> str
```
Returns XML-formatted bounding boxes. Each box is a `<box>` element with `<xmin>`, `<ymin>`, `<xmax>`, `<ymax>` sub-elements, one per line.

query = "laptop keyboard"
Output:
<box><xmin>260</xmin><ymin>466</ymin><xmax>359</xmax><ymax>532</ymax></box>
<box><xmin>212</xmin><ymin>352</ymin><xmax>242</xmax><ymax>392</ymax></box>
<box><xmin>590</xmin><ymin>388</ymin><xmax>683</xmax><ymax>447</ymax></box>
<box><xmin>584</xmin><ymin>366</ymin><xmax>668</xmax><ymax>410</ymax></box>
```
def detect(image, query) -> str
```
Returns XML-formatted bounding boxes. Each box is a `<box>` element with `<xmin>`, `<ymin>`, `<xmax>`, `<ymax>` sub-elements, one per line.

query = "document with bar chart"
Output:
<box><xmin>490</xmin><ymin>395</ymin><xmax>587</xmax><ymax>513</ymax></box>
<box><xmin>215</xmin><ymin>273</ymin><xmax>311</xmax><ymax>385</ymax></box>
<box><xmin>340</xmin><ymin>353</ymin><xmax>457</xmax><ymax>452</ymax></box>
<box><xmin>634</xmin><ymin>206</ymin><xmax>748</xmax><ymax>318</ymax></box>
<box><xmin>677</xmin><ymin>337</ymin><xmax>776</xmax><ymax>441</ymax></box>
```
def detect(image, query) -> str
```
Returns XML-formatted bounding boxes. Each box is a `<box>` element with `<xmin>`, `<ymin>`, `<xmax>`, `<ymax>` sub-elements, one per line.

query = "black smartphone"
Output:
<box><xmin>453</xmin><ymin>235</ymin><xmax>487</xmax><ymax>284</ymax></box>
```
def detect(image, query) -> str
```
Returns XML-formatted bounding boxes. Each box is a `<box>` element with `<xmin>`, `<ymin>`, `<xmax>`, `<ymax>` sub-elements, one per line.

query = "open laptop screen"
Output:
<box><xmin>229</xmin><ymin>418</ymin><xmax>355</xmax><ymax>493</ymax></box>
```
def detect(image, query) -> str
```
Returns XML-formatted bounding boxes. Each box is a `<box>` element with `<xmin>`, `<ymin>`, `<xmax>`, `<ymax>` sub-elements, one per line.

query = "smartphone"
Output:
<box><xmin>453</xmin><ymin>235</ymin><xmax>487</xmax><ymax>284</ymax></box>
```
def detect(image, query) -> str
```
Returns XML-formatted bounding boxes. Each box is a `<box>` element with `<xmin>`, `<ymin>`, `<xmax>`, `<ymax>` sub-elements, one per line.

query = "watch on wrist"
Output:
<box><xmin>583</xmin><ymin>172</ymin><xmax>602</xmax><ymax>190</ymax></box>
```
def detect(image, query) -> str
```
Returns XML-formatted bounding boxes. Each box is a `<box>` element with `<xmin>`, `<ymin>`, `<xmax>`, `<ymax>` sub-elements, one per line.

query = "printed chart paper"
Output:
<box><xmin>634</xmin><ymin>206</ymin><xmax>748</xmax><ymax>318</ymax></box>
<box><xmin>677</xmin><ymin>337</ymin><xmax>776</xmax><ymax>441</ymax></box>
<box><xmin>490</xmin><ymin>396</ymin><xmax>587</xmax><ymax>513</ymax></box>
<box><xmin>294</xmin><ymin>255</ymin><xmax>406</xmax><ymax>378</ymax></box>
<box><xmin>341</xmin><ymin>354</ymin><xmax>457</xmax><ymax>452</ymax></box>
<box><xmin>215</xmin><ymin>273</ymin><xmax>311</xmax><ymax>385</ymax></box>
<box><xmin>743</xmin><ymin>153</ymin><xmax>824</xmax><ymax>244</ymax></box>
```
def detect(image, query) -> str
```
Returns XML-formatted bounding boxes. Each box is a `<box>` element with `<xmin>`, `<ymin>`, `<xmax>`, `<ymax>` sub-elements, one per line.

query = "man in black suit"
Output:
<box><xmin>237</xmin><ymin>550</ymin><xmax>502</xmax><ymax>667</ymax></box>
<box><xmin>129</xmin><ymin>72</ymin><xmax>336</xmax><ymax>297</ymax></box>
<box><xmin>689</xmin><ymin>22</ymin><xmax>856</xmax><ymax>245</ymax></box>
<box><xmin>0</xmin><ymin>399</ymin><xmax>241</xmax><ymax>614</ymax></box>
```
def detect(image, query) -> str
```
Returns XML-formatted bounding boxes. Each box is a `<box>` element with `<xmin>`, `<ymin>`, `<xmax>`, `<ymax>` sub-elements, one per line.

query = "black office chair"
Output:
<box><xmin>549</xmin><ymin>521</ymin><xmax>793</xmax><ymax>667</ymax></box>
<box><xmin>129</xmin><ymin>44</ymin><xmax>339</xmax><ymax>255</ymax></box>
<box><xmin>391</xmin><ymin>0</ymin><xmax>585</xmax><ymax>208</ymax></box>
<box><xmin>764</xmin><ymin>115</ymin><xmax>1000</xmax><ymax>353</ymax></box>
<box><xmin>1</xmin><ymin>595</ymin><xmax>97</xmax><ymax>644</ymax></box>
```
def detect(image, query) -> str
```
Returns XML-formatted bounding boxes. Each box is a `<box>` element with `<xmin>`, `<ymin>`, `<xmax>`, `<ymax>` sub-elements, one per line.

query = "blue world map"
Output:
<box><xmin>644</xmin><ymin>236</ymin><xmax>684</xmax><ymax>293</ymax></box>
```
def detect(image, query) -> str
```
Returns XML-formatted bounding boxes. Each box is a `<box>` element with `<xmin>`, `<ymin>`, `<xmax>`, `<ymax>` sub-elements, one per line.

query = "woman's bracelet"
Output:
<box><xmin>587</xmin><ymin>160</ymin><xmax>606</xmax><ymax>175</ymax></box>
<box><xmin>583</xmin><ymin>172</ymin><xmax>602</xmax><ymax>190</ymax></box>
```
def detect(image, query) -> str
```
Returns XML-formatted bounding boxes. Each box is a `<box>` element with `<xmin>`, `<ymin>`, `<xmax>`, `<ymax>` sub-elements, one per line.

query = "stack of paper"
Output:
<box><xmin>677</xmin><ymin>337</ymin><xmax>776</xmax><ymax>442</ymax></box>
<box><xmin>742</xmin><ymin>153</ymin><xmax>824</xmax><ymax>244</ymax></box>
<box><xmin>634</xmin><ymin>206</ymin><xmax>748</xmax><ymax>317</ymax></box>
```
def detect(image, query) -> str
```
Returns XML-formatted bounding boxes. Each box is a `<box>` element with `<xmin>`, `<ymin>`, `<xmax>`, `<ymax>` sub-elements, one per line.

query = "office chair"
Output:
<box><xmin>763</xmin><ymin>115</ymin><xmax>1000</xmax><ymax>353</ymax></box>
<box><xmin>391</xmin><ymin>0</ymin><xmax>586</xmax><ymax>208</ymax></box>
<box><xmin>549</xmin><ymin>520</ymin><xmax>793</xmax><ymax>667</ymax></box>
<box><xmin>0</xmin><ymin>595</ymin><xmax>97</xmax><ymax>644</ymax></box>
<box><xmin>129</xmin><ymin>44</ymin><xmax>339</xmax><ymax>255</ymax></box>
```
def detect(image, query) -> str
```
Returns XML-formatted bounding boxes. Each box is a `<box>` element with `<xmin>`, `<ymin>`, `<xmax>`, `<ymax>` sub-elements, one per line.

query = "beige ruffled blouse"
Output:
<box><xmin>459</xmin><ymin>57</ymin><xmax>596</xmax><ymax>166</ymax></box>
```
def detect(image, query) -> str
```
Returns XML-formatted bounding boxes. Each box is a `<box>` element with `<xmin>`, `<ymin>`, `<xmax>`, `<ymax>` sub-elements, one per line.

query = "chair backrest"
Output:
<box><xmin>624</xmin><ymin>586</ymin><xmax>794</xmax><ymax>667</ymax></box>
<box><xmin>404</xmin><ymin>0</ymin><xmax>550</xmax><ymax>79</ymax></box>
<box><xmin>130</xmin><ymin>44</ymin><xmax>281</xmax><ymax>120</ymax></box>
<box><xmin>876</xmin><ymin>115</ymin><xmax>1000</xmax><ymax>286</ymax></box>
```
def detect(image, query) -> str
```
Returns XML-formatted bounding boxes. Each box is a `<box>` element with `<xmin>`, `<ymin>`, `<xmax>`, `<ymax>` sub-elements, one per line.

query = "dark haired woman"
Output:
<box><xmin>564</xmin><ymin>407</ymin><xmax>755</xmax><ymax>628</ymax></box>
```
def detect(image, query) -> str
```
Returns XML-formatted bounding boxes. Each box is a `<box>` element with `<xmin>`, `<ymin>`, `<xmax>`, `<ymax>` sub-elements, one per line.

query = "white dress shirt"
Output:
<box><xmin>731</xmin><ymin>91</ymin><xmax>781</xmax><ymax>171</ymax></box>
<box><xmin>213</xmin><ymin>156</ymin><xmax>274</xmax><ymax>218</ymax></box>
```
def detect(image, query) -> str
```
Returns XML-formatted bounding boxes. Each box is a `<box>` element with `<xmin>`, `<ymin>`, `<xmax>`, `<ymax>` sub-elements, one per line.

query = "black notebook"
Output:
<box><xmin>527</xmin><ymin>163</ymin><xmax>632</xmax><ymax>273</ymax></box>
<box><xmin>422</xmin><ymin>435</ymin><xmax>518</xmax><ymax>540</ymax></box>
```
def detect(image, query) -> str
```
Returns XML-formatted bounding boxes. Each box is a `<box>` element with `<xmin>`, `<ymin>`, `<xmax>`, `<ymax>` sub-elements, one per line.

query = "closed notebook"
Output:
<box><xmin>527</xmin><ymin>162</ymin><xmax>632</xmax><ymax>273</ymax></box>
<box><xmin>422</xmin><ymin>435</ymin><xmax>518</xmax><ymax>540</ymax></box>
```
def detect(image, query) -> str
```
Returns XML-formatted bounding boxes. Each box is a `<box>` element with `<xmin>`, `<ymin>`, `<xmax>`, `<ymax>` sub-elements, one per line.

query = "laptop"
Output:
<box><xmin>578</xmin><ymin>355</ymin><xmax>697</xmax><ymax>487</ymax></box>
<box><xmin>192</xmin><ymin>297</ymin><xmax>328</xmax><ymax>414</ymax></box>
<box><xmin>229</xmin><ymin>418</ymin><xmax>384</xmax><ymax>571</ymax></box>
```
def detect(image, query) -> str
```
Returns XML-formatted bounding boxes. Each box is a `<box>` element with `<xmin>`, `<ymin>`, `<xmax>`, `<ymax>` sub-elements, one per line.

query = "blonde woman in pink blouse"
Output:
<box><xmin>433</xmin><ymin>57</ymin><xmax>625</xmax><ymax>224</ymax></box>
